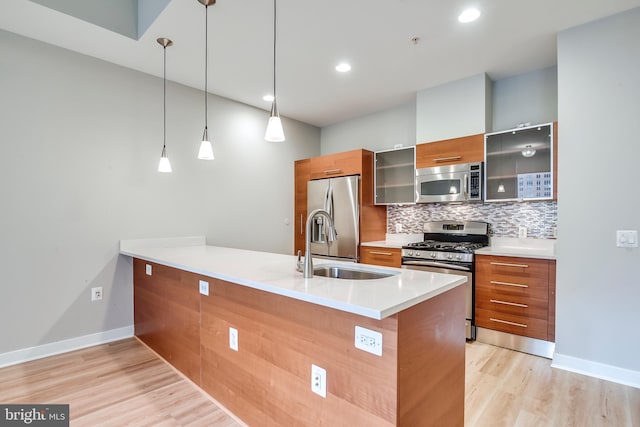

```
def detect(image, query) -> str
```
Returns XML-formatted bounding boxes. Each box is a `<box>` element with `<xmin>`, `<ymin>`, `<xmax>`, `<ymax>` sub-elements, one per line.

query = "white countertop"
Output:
<box><xmin>361</xmin><ymin>233</ymin><xmax>424</xmax><ymax>249</ymax></box>
<box><xmin>120</xmin><ymin>238</ymin><xmax>466</xmax><ymax>320</ymax></box>
<box><xmin>475</xmin><ymin>237</ymin><xmax>557</xmax><ymax>260</ymax></box>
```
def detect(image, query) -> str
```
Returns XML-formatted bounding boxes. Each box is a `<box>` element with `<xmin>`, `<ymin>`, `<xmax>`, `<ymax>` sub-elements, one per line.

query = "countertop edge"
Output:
<box><xmin>121</xmin><ymin>244</ymin><xmax>467</xmax><ymax>320</ymax></box>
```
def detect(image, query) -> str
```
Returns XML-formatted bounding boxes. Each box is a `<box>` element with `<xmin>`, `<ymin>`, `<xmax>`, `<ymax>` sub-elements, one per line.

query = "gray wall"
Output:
<box><xmin>492</xmin><ymin>66</ymin><xmax>558</xmax><ymax>131</ymax></box>
<box><xmin>416</xmin><ymin>73</ymin><xmax>492</xmax><ymax>143</ymax></box>
<box><xmin>556</xmin><ymin>8</ymin><xmax>640</xmax><ymax>371</ymax></box>
<box><xmin>0</xmin><ymin>30</ymin><xmax>320</xmax><ymax>354</ymax></box>
<box><xmin>320</xmin><ymin>102</ymin><xmax>416</xmax><ymax>155</ymax></box>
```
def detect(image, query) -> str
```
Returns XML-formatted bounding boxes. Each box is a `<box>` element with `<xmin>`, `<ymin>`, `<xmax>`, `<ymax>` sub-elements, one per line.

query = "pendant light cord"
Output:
<box><xmin>204</xmin><ymin>5</ymin><xmax>209</xmax><ymax>130</ymax></box>
<box><xmin>163</xmin><ymin>45</ymin><xmax>167</xmax><ymax>151</ymax></box>
<box><xmin>272</xmin><ymin>0</ymin><xmax>277</xmax><ymax>101</ymax></box>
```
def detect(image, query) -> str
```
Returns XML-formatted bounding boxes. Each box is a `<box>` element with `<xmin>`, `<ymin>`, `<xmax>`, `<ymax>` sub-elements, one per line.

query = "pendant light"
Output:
<box><xmin>157</xmin><ymin>37</ymin><xmax>173</xmax><ymax>173</ymax></box>
<box><xmin>264</xmin><ymin>0</ymin><xmax>285</xmax><ymax>142</ymax></box>
<box><xmin>197</xmin><ymin>0</ymin><xmax>215</xmax><ymax>160</ymax></box>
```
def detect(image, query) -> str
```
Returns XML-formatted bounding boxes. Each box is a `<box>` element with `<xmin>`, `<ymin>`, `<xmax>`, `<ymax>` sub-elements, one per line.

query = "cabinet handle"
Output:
<box><xmin>490</xmin><ymin>299</ymin><xmax>528</xmax><ymax>308</ymax></box>
<box><xmin>490</xmin><ymin>318</ymin><xmax>527</xmax><ymax>328</ymax></box>
<box><xmin>490</xmin><ymin>280</ymin><xmax>528</xmax><ymax>288</ymax></box>
<box><xmin>490</xmin><ymin>261</ymin><xmax>529</xmax><ymax>268</ymax></box>
<box><xmin>300</xmin><ymin>214</ymin><xmax>303</xmax><ymax>235</ymax></box>
<box><xmin>323</xmin><ymin>169</ymin><xmax>342</xmax><ymax>175</ymax></box>
<box><xmin>433</xmin><ymin>155</ymin><xmax>462</xmax><ymax>163</ymax></box>
<box><xmin>369</xmin><ymin>251</ymin><xmax>393</xmax><ymax>256</ymax></box>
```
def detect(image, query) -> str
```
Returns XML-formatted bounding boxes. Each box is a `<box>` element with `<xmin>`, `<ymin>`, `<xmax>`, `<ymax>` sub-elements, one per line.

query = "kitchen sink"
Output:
<box><xmin>313</xmin><ymin>265</ymin><xmax>398</xmax><ymax>280</ymax></box>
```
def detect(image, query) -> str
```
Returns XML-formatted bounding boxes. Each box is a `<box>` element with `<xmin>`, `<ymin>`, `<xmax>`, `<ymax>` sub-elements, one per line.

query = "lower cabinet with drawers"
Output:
<box><xmin>475</xmin><ymin>255</ymin><xmax>556</xmax><ymax>343</ymax></box>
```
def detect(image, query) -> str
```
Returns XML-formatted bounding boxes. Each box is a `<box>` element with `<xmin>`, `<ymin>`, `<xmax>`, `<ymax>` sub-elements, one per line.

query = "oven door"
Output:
<box><xmin>402</xmin><ymin>261</ymin><xmax>475</xmax><ymax>340</ymax></box>
<box><xmin>415</xmin><ymin>166</ymin><xmax>468</xmax><ymax>203</ymax></box>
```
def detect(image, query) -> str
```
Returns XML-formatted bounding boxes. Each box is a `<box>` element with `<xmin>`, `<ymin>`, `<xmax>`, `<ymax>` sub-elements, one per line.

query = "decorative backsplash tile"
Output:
<box><xmin>387</xmin><ymin>201</ymin><xmax>557</xmax><ymax>238</ymax></box>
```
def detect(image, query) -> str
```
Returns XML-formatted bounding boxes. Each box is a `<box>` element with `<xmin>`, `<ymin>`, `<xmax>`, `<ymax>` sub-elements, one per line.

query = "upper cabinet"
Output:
<box><xmin>415</xmin><ymin>134</ymin><xmax>484</xmax><ymax>168</ymax></box>
<box><xmin>374</xmin><ymin>146</ymin><xmax>415</xmax><ymax>205</ymax></box>
<box><xmin>484</xmin><ymin>122</ymin><xmax>556</xmax><ymax>202</ymax></box>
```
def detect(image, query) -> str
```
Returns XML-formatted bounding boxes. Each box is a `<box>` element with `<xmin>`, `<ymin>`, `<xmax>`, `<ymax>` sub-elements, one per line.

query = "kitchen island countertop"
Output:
<box><xmin>120</xmin><ymin>237</ymin><xmax>466</xmax><ymax>320</ymax></box>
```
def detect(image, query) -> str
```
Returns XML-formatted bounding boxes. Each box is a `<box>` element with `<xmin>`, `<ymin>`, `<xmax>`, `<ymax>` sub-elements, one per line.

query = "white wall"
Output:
<box><xmin>492</xmin><ymin>66</ymin><xmax>558</xmax><ymax>131</ymax></box>
<box><xmin>556</xmin><ymin>8</ymin><xmax>640</xmax><ymax>375</ymax></box>
<box><xmin>320</xmin><ymin>102</ymin><xmax>416</xmax><ymax>155</ymax></box>
<box><xmin>416</xmin><ymin>73</ymin><xmax>492</xmax><ymax>143</ymax></box>
<box><xmin>0</xmin><ymin>30</ymin><xmax>320</xmax><ymax>354</ymax></box>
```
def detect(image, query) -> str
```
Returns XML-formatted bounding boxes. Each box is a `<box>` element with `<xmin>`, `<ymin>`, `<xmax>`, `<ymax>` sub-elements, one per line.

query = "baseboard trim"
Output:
<box><xmin>0</xmin><ymin>325</ymin><xmax>134</xmax><ymax>368</ymax></box>
<box><xmin>552</xmin><ymin>353</ymin><xmax>640</xmax><ymax>389</ymax></box>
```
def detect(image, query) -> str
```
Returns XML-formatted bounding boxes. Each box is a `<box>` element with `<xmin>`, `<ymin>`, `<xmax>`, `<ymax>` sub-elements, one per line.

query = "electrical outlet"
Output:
<box><xmin>91</xmin><ymin>287</ymin><xmax>103</xmax><ymax>302</ymax></box>
<box><xmin>199</xmin><ymin>280</ymin><xmax>209</xmax><ymax>296</ymax></box>
<box><xmin>311</xmin><ymin>364</ymin><xmax>326</xmax><ymax>398</ymax></box>
<box><xmin>395</xmin><ymin>223</ymin><xmax>403</xmax><ymax>233</ymax></box>
<box><xmin>229</xmin><ymin>327</ymin><xmax>238</xmax><ymax>351</ymax></box>
<box><xmin>354</xmin><ymin>326</ymin><xmax>383</xmax><ymax>356</ymax></box>
<box><xmin>145</xmin><ymin>264</ymin><xmax>152</xmax><ymax>276</ymax></box>
<box><xmin>518</xmin><ymin>226</ymin><xmax>528</xmax><ymax>238</ymax></box>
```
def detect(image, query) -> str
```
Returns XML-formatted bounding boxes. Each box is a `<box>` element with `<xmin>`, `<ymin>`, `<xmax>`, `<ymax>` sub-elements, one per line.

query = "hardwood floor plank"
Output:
<box><xmin>1</xmin><ymin>337</ymin><xmax>639</xmax><ymax>426</ymax></box>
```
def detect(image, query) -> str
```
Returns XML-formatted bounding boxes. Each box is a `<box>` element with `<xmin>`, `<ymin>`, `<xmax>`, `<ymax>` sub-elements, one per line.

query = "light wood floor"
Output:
<box><xmin>1</xmin><ymin>338</ymin><xmax>638</xmax><ymax>426</ymax></box>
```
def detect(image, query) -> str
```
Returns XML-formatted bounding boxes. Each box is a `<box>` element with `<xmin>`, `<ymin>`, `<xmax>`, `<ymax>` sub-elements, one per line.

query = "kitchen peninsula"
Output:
<box><xmin>120</xmin><ymin>237</ymin><xmax>468</xmax><ymax>427</ymax></box>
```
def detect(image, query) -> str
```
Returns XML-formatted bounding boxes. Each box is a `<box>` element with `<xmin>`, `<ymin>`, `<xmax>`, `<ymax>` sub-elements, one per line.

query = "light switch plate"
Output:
<box><xmin>199</xmin><ymin>280</ymin><xmax>209</xmax><ymax>296</ymax></box>
<box><xmin>616</xmin><ymin>230</ymin><xmax>638</xmax><ymax>248</ymax></box>
<box><xmin>145</xmin><ymin>264</ymin><xmax>152</xmax><ymax>276</ymax></box>
<box><xmin>229</xmin><ymin>327</ymin><xmax>238</xmax><ymax>351</ymax></box>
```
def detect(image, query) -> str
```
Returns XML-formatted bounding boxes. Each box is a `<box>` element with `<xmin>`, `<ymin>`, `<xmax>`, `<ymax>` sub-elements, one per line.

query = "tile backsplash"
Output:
<box><xmin>387</xmin><ymin>201</ymin><xmax>557</xmax><ymax>238</ymax></box>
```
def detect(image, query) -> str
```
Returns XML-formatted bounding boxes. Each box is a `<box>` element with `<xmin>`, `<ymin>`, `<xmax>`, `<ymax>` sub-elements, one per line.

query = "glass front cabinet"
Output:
<box><xmin>484</xmin><ymin>123</ymin><xmax>554</xmax><ymax>202</ymax></box>
<box><xmin>374</xmin><ymin>146</ymin><xmax>415</xmax><ymax>205</ymax></box>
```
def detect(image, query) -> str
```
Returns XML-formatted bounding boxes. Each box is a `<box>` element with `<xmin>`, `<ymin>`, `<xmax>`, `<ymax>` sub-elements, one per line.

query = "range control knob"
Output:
<box><xmin>407</xmin><ymin>250</ymin><xmax>413</xmax><ymax>256</ymax></box>
<box><xmin>455</xmin><ymin>254</ymin><xmax>462</xmax><ymax>260</ymax></box>
<box><xmin>430</xmin><ymin>252</ymin><xmax>437</xmax><ymax>258</ymax></box>
<box><xmin>415</xmin><ymin>251</ymin><xmax>421</xmax><ymax>257</ymax></box>
<box><xmin>446</xmin><ymin>253</ymin><xmax>453</xmax><ymax>260</ymax></box>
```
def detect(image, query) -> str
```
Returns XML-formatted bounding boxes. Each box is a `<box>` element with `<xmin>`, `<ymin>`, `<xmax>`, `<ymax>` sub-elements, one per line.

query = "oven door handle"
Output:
<box><xmin>402</xmin><ymin>260</ymin><xmax>471</xmax><ymax>271</ymax></box>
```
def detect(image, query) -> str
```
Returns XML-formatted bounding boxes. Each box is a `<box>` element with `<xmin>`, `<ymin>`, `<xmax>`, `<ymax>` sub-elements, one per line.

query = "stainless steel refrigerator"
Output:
<box><xmin>307</xmin><ymin>175</ymin><xmax>359</xmax><ymax>261</ymax></box>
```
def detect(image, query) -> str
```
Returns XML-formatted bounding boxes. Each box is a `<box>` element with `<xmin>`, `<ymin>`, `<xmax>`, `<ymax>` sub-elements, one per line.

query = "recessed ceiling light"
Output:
<box><xmin>263</xmin><ymin>94</ymin><xmax>274</xmax><ymax>102</ymax></box>
<box><xmin>458</xmin><ymin>8</ymin><xmax>480</xmax><ymax>23</ymax></box>
<box><xmin>336</xmin><ymin>63</ymin><xmax>351</xmax><ymax>73</ymax></box>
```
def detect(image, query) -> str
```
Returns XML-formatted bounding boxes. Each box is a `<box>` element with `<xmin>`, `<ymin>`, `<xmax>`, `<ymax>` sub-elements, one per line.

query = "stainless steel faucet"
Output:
<box><xmin>302</xmin><ymin>208</ymin><xmax>337</xmax><ymax>278</ymax></box>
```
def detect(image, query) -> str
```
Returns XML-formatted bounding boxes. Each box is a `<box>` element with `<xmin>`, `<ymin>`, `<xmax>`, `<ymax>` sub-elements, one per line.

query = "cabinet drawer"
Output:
<box><xmin>309</xmin><ymin>150</ymin><xmax>362</xmax><ymax>179</ymax></box>
<box><xmin>476</xmin><ymin>308</ymin><xmax>548</xmax><ymax>340</ymax></box>
<box><xmin>360</xmin><ymin>246</ymin><xmax>401</xmax><ymax>268</ymax></box>
<box><xmin>476</xmin><ymin>291</ymin><xmax>548</xmax><ymax>320</ymax></box>
<box><xmin>475</xmin><ymin>278</ymin><xmax>549</xmax><ymax>301</ymax></box>
<box><xmin>415</xmin><ymin>134</ymin><xmax>484</xmax><ymax>168</ymax></box>
<box><xmin>476</xmin><ymin>255</ymin><xmax>550</xmax><ymax>289</ymax></box>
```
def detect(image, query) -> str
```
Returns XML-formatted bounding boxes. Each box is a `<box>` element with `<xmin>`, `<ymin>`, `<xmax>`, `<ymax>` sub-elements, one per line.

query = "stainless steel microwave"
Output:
<box><xmin>415</xmin><ymin>162</ymin><xmax>483</xmax><ymax>203</ymax></box>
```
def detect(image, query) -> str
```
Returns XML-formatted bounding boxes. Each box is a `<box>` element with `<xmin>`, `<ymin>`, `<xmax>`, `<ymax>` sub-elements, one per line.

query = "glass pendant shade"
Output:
<box><xmin>265</xmin><ymin>102</ymin><xmax>285</xmax><ymax>142</ymax></box>
<box><xmin>198</xmin><ymin>127</ymin><xmax>215</xmax><ymax>160</ymax></box>
<box><xmin>158</xmin><ymin>147</ymin><xmax>172</xmax><ymax>173</ymax></box>
<box><xmin>497</xmin><ymin>183</ymin><xmax>506</xmax><ymax>193</ymax></box>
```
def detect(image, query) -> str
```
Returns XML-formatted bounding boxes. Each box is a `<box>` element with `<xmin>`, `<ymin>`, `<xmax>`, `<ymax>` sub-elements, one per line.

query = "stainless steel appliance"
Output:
<box><xmin>401</xmin><ymin>220</ymin><xmax>489</xmax><ymax>340</ymax></box>
<box><xmin>415</xmin><ymin>162</ymin><xmax>483</xmax><ymax>203</ymax></box>
<box><xmin>307</xmin><ymin>175</ymin><xmax>359</xmax><ymax>261</ymax></box>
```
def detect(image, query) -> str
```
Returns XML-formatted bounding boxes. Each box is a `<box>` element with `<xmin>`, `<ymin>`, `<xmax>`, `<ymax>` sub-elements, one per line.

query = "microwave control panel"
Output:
<box><xmin>469</xmin><ymin>163</ymin><xmax>482</xmax><ymax>200</ymax></box>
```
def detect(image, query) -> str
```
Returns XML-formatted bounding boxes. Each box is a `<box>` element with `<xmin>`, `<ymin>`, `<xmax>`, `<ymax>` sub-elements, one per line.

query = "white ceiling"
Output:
<box><xmin>2</xmin><ymin>0</ymin><xmax>640</xmax><ymax>127</ymax></box>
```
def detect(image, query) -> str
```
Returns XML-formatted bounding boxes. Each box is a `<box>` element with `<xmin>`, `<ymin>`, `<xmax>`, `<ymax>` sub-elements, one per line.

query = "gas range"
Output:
<box><xmin>401</xmin><ymin>220</ymin><xmax>489</xmax><ymax>341</ymax></box>
<box><xmin>401</xmin><ymin>221</ymin><xmax>489</xmax><ymax>267</ymax></box>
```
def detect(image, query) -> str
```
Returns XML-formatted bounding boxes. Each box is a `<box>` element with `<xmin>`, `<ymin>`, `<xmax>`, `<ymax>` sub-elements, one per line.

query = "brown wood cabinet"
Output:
<box><xmin>475</xmin><ymin>255</ymin><xmax>556</xmax><ymax>342</ymax></box>
<box><xmin>415</xmin><ymin>133</ymin><xmax>484</xmax><ymax>168</ymax></box>
<box><xmin>360</xmin><ymin>246</ymin><xmax>402</xmax><ymax>268</ymax></box>
<box><xmin>133</xmin><ymin>259</ymin><xmax>201</xmax><ymax>384</ymax></box>
<box><xmin>133</xmin><ymin>259</ymin><xmax>466</xmax><ymax>426</ymax></box>
<box><xmin>294</xmin><ymin>149</ymin><xmax>386</xmax><ymax>256</ymax></box>
<box><xmin>294</xmin><ymin>159</ymin><xmax>310</xmax><ymax>255</ymax></box>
